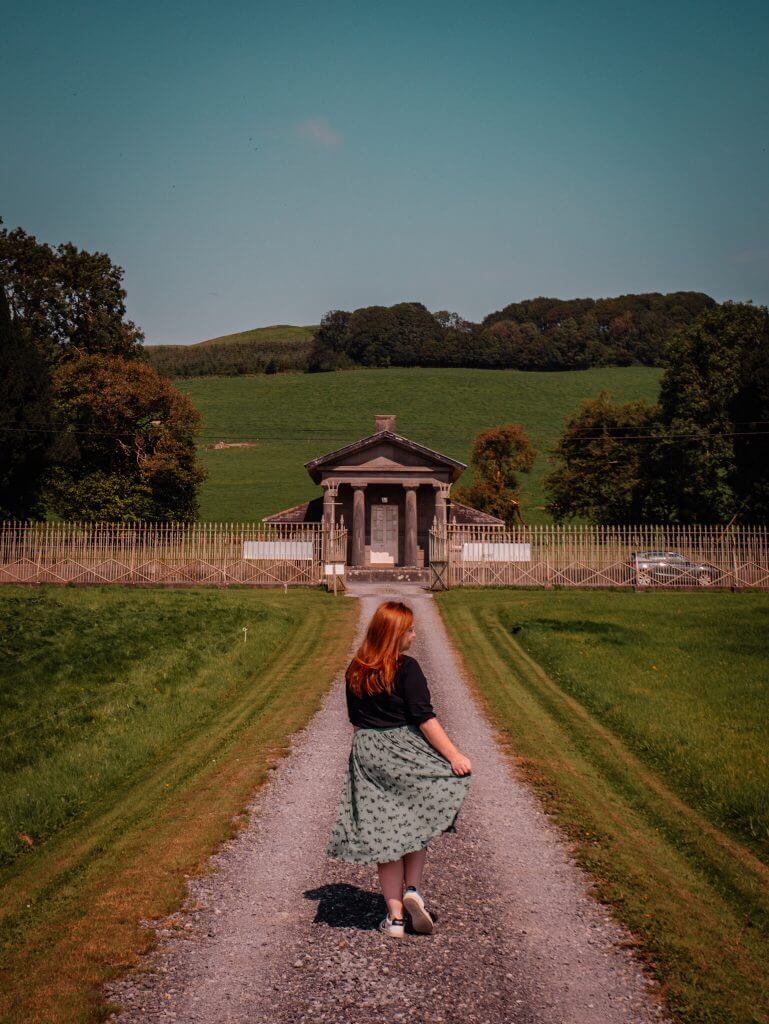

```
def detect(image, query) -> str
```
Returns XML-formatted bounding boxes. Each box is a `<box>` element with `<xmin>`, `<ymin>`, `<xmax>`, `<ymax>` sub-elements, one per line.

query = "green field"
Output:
<box><xmin>177</xmin><ymin>365</ymin><xmax>662</xmax><ymax>523</ymax></box>
<box><xmin>0</xmin><ymin>586</ymin><xmax>357</xmax><ymax>1023</ymax></box>
<box><xmin>437</xmin><ymin>589</ymin><xmax>769</xmax><ymax>1024</ymax></box>
<box><xmin>193</xmin><ymin>323</ymin><xmax>318</xmax><ymax>348</ymax></box>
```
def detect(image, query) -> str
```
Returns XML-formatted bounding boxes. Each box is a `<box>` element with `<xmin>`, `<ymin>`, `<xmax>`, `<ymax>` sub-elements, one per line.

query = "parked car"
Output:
<box><xmin>629</xmin><ymin>550</ymin><xmax>720</xmax><ymax>586</ymax></box>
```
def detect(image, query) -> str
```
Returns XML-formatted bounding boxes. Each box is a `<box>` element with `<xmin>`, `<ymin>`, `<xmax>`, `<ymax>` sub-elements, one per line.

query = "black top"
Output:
<box><xmin>345</xmin><ymin>654</ymin><xmax>437</xmax><ymax>729</ymax></box>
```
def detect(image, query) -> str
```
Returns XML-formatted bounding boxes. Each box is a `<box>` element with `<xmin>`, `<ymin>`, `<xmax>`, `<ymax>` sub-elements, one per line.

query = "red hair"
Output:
<box><xmin>346</xmin><ymin>600</ymin><xmax>413</xmax><ymax>698</ymax></box>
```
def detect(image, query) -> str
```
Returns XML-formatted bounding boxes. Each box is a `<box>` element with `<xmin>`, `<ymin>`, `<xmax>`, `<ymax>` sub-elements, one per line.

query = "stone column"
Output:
<box><xmin>351</xmin><ymin>484</ymin><xmax>366</xmax><ymax>566</ymax></box>
<box><xmin>434</xmin><ymin>482</ymin><xmax>450</xmax><ymax>525</ymax></box>
<box><xmin>404</xmin><ymin>483</ymin><xmax>418</xmax><ymax>567</ymax></box>
<box><xmin>322</xmin><ymin>480</ymin><xmax>338</xmax><ymax>528</ymax></box>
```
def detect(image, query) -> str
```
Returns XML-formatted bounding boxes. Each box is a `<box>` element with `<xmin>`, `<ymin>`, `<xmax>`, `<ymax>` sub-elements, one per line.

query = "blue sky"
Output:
<box><xmin>2</xmin><ymin>0</ymin><xmax>768</xmax><ymax>343</ymax></box>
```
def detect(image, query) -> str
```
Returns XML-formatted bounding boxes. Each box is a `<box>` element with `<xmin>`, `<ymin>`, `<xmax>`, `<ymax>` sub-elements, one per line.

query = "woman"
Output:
<box><xmin>325</xmin><ymin>600</ymin><xmax>473</xmax><ymax>939</ymax></box>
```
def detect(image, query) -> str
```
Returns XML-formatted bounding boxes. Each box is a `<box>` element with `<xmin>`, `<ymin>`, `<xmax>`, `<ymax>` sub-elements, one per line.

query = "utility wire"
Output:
<box><xmin>1</xmin><ymin>428</ymin><xmax>768</xmax><ymax>447</ymax></box>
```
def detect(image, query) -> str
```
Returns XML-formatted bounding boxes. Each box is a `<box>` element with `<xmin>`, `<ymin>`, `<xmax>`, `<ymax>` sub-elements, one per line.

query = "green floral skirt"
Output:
<box><xmin>325</xmin><ymin>723</ymin><xmax>472</xmax><ymax>865</ymax></box>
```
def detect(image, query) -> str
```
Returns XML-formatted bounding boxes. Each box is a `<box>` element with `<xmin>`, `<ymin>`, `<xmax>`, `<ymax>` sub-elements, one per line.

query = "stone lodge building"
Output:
<box><xmin>262</xmin><ymin>414</ymin><xmax>505</xmax><ymax>569</ymax></box>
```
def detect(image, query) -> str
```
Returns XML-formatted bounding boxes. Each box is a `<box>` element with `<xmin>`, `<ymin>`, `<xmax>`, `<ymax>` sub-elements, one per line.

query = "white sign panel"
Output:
<box><xmin>324</xmin><ymin>563</ymin><xmax>345</xmax><ymax>575</ymax></box>
<box><xmin>462</xmin><ymin>542</ymin><xmax>531</xmax><ymax>562</ymax></box>
<box><xmin>243</xmin><ymin>541</ymin><xmax>314</xmax><ymax>560</ymax></box>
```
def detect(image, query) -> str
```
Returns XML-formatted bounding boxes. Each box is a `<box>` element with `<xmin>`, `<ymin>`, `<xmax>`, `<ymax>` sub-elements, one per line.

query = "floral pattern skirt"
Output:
<box><xmin>325</xmin><ymin>723</ymin><xmax>472</xmax><ymax>865</ymax></box>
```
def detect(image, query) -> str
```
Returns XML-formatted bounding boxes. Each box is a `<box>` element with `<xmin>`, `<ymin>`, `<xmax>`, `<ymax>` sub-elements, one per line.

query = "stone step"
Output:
<box><xmin>344</xmin><ymin>567</ymin><xmax>431</xmax><ymax>583</ymax></box>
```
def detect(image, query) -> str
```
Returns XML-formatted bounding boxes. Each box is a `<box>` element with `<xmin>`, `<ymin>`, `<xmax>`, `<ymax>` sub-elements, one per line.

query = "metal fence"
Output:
<box><xmin>5</xmin><ymin>520</ymin><xmax>766</xmax><ymax>592</ymax></box>
<box><xmin>0</xmin><ymin>521</ymin><xmax>348</xmax><ymax>588</ymax></box>
<box><xmin>429</xmin><ymin>523</ymin><xmax>769</xmax><ymax>590</ymax></box>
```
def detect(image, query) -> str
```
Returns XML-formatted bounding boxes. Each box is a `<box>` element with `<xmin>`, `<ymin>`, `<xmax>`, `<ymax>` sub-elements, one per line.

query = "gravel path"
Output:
<box><xmin>104</xmin><ymin>582</ymin><xmax>670</xmax><ymax>1024</ymax></box>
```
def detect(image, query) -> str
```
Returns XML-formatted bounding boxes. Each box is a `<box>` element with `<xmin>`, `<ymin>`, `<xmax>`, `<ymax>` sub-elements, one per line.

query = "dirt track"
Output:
<box><xmin>104</xmin><ymin>582</ymin><xmax>670</xmax><ymax>1024</ymax></box>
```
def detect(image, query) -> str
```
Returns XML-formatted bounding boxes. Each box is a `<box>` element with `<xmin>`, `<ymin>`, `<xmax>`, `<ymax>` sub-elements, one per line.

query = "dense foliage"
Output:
<box><xmin>0</xmin><ymin>218</ymin><xmax>144</xmax><ymax>362</ymax></box>
<box><xmin>544</xmin><ymin>302</ymin><xmax>769</xmax><ymax>524</ymax></box>
<box><xmin>307</xmin><ymin>293</ymin><xmax>715</xmax><ymax>374</ymax></box>
<box><xmin>651</xmin><ymin>302</ymin><xmax>769</xmax><ymax>523</ymax></box>
<box><xmin>46</xmin><ymin>356</ymin><xmax>205</xmax><ymax>521</ymax></box>
<box><xmin>452</xmin><ymin>423</ymin><xmax>537</xmax><ymax>525</ymax></box>
<box><xmin>1</xmin><ymin>218</ymin><xmax>205</xmax><ymax>520</ymax></box>
<box><xmin>482</xmin><ymin>292</ymin><xmax>715</xmax><ymax>368</ymax></box>
<box><xmin>543</xmin><ymin>392</ymin><xmax>661</xmax><ymax>524</ymax></box>
<box><xmin>0</xmin><ymin>289</ymin><xmax>57</xmax><ymax>518</ymax></box>
<box><xmin>147</xmin><ymin>336</ymin><xmax>313</xmax><ymax>377</ymax></box>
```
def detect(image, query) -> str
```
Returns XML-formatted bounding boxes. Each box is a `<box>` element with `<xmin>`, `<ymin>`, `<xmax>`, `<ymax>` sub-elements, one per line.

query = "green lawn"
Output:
<box><xmin>437</xmin><ymin>589</ymin><xmax>769</xmax><ymax>1024</ymax></box>
<box><xmin>0</xmin><ymin>585</ymin><xmax>358</xmax><ymax>1023</ymax></box>
<box><xmin>0</xmin><ymin>587</ymin><xmax>296</xmax><ymax>867</ymax></box>
<box><xmin>177</xmin><ymin>365</ymin><xmax>662</xmax><ymax>523</ymax></box>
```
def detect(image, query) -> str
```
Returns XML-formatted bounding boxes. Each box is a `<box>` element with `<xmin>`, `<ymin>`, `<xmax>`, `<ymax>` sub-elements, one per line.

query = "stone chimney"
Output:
<box><xmin>374</xmin><ymin>414</ymin><xmax>397</xmax><ymax>433</ymax></box>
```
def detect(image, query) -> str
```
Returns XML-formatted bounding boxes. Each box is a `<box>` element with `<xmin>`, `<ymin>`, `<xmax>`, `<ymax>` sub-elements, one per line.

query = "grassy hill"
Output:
<box><xmin>193</xmin><ymin>324</ymin><xmax>318</xmax><ymax>348</ymax></box>
<box><xmin>146</xmin><ymin>324</ymin><xmax>319</xmax><ymax>376</ymax></box>
<box><xmin>177</xmin><ymin>365</ymin><xmax>663</xmax><ymax>524</ymax></box>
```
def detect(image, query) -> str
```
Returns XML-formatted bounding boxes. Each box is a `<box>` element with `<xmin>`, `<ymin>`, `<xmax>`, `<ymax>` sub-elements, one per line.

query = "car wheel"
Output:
<box><xmin>636</xmin><ymin>570</ymin><xmax>652</xmax><ymax>587</ymax></box>
<box><xmin>698</xmin><ymin>572</ymin><xmax>713</xmax><ymax>587</ymax></box>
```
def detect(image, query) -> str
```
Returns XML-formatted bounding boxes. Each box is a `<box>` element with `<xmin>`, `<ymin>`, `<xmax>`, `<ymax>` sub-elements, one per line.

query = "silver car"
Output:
<box><xmin>630</xmin><ymin>550</ymin><xmax>720</xmax><ymax>586</ymax></box>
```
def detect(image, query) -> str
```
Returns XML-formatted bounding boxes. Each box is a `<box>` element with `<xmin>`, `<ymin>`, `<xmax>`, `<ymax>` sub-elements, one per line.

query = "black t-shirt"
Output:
<box><xmin>345</xmin><ymin>654</ymin><xmax>437</xmax><ymax>729</ymax></box>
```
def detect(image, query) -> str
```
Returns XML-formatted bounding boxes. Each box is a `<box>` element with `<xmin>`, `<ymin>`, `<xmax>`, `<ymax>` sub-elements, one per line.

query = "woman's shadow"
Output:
<box><xmin>303</xmin><ymin>883</ymin><xmax>438</xmax><ymax>933</ymax></box>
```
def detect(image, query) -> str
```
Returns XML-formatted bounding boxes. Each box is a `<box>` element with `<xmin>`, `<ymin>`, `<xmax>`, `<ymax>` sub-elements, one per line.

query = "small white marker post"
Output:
<box><xmin>242</xmin><ymin>627</ymin><xmax>248</xmax><ymax>643</ymax></box>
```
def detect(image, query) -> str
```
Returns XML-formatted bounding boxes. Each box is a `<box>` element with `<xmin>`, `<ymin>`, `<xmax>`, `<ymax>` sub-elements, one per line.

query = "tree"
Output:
<box><xmin>0</xmin><ymin>288</ymin><xmax>57</xmax><ymax>518</ymax></box>
<box><xmin>543</xmin><ymin>392</ymin><xmax>660</xmax><ymax>524</ymax></box>
<box><xmin>733</xmin><ymin>311</ymin><xmax>769</xmax><ymax>521</ymax></box>
<box><xmin>45</xmin><ymin>355</ymin><xmax>206</xmax><ymax>521</ymax></box>
<box><xmin>0</xmin><ymin>218</ymin><xmax>144</xmax><ymax>363</ymax></box>
<box><xmin>451</xmin><ymin>477</ymin><xmax>522</xmax><ymax>525</ymax></box>
<box><xmin>433</xmin><ymin>310</ymin><xmax>473</xmax><ymax>332</ymax></box>
<box><xmin>385</xmin><ymin>302</ymin><xmax>443</xmax><ymax>365</ymax></box>
<box><xmin>544</xmin><ymin>304</ymin><xmax>769</xmax><ymax>525</ymax></box>
<box><xmin>307</xmin><ymin>309</ymin><xmax>354</xmax><ymax>372</ymax></box>
<box><xmin>452</xmin><ymin>424</ymin><xmax>537</xmax><ymax>525</ymax></box>
<box><xmin>647</xmin><ymin>301</ymin><xmax>769</xmax><ymax>523</ymax></box>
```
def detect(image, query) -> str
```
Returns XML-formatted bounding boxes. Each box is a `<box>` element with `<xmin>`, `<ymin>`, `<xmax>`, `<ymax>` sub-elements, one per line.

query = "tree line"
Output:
<box><xmin>0</xmin><ymin>219</ymin><xmax>205</xmax><ymax>521</ymax></box>
<box><xmin>306</xmin><ymin>293</ymin><xmax>716</xmax><ymax>374</ymax></box>
<box><xmin>144</xmin><ymin>292</ymin><xmax>716</xmax><ymax>377</ymax></box>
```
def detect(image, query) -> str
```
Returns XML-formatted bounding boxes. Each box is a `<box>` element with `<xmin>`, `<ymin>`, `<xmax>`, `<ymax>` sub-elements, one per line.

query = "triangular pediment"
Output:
<box><xmin>304</xmin><ymin>430</ymin><xmax>466</xmax><ymax>483</ymax></box>
<box><xmin>359</xmin><ymin>452</ymin><xmax>418</xmax><ymax>471</ymax></box>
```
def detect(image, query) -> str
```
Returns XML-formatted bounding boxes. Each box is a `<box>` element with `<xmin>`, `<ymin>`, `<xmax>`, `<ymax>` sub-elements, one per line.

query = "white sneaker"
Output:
<box><xmin>378</xmin><ymin>914</ymin><xmax>405</xmax><ymax>938</ymax></box>
<box><xmin>402</xmin><ymin>886</ymin><xmax>434</xmax><ymax>934</ymax></box>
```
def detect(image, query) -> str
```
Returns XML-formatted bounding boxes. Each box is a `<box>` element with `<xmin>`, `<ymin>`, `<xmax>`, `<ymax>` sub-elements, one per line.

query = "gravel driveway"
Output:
<box><xmin>104</xmin><ymin>582</ymin><xmax>670</xmax><ymax>1024</ymax></box>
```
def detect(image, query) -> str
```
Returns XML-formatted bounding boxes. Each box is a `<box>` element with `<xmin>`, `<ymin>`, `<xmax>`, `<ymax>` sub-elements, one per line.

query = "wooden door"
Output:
<box><xmin>370</xmin><ymin>504</ymin><xmax>399</xmax><ymax>565</ymax></box>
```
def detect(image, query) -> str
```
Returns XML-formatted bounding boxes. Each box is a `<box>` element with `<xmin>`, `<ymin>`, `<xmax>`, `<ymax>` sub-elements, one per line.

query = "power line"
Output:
<box><xmin>4</xmin><ymin>416</ymin><xmax>769</xmax><ymax>437</ymax></box>
<box><xmin>2</xmin><ymin>426</ymin><xmax>768</xmax><ymax>445</ymax></box>
<box><xmin>490</xmin><ymin>431</ymin><xmax>769</xmax><ymax>445</ymax></box>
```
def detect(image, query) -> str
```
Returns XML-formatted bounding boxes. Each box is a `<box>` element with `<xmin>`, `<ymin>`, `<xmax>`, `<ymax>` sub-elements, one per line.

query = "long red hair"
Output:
<box><xmin>346</xmin><ymin>600</ymin><xmax>413</xmax><ymax>698</ymax></box>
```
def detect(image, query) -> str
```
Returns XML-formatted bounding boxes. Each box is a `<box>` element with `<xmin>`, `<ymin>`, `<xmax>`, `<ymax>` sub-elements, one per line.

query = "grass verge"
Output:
<box><xmin>0</xmin><ymin>586</ymin><xmax>358</xmax><ymax>1024</ymax></box>
<box><xmin>435</xmin><ymin>589</ymin><xmax>769</xmax><ymax>1024</ymax></box>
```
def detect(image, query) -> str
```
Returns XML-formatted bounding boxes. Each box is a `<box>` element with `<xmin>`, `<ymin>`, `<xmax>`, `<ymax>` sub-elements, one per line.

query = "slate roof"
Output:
<box><xmin>303</xmin><ymin>429</ymin><xmax>467</xmax><ymax>484</ymax></box>
<box><xmin>262</xmin><ymin>496</ymin><xmax>324</xmax><ymax>524</ymax></box>
<box><xmin>447</xmin><ymin>500</ymin><xmax>507</xmax><ymax>526</ymax></box>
